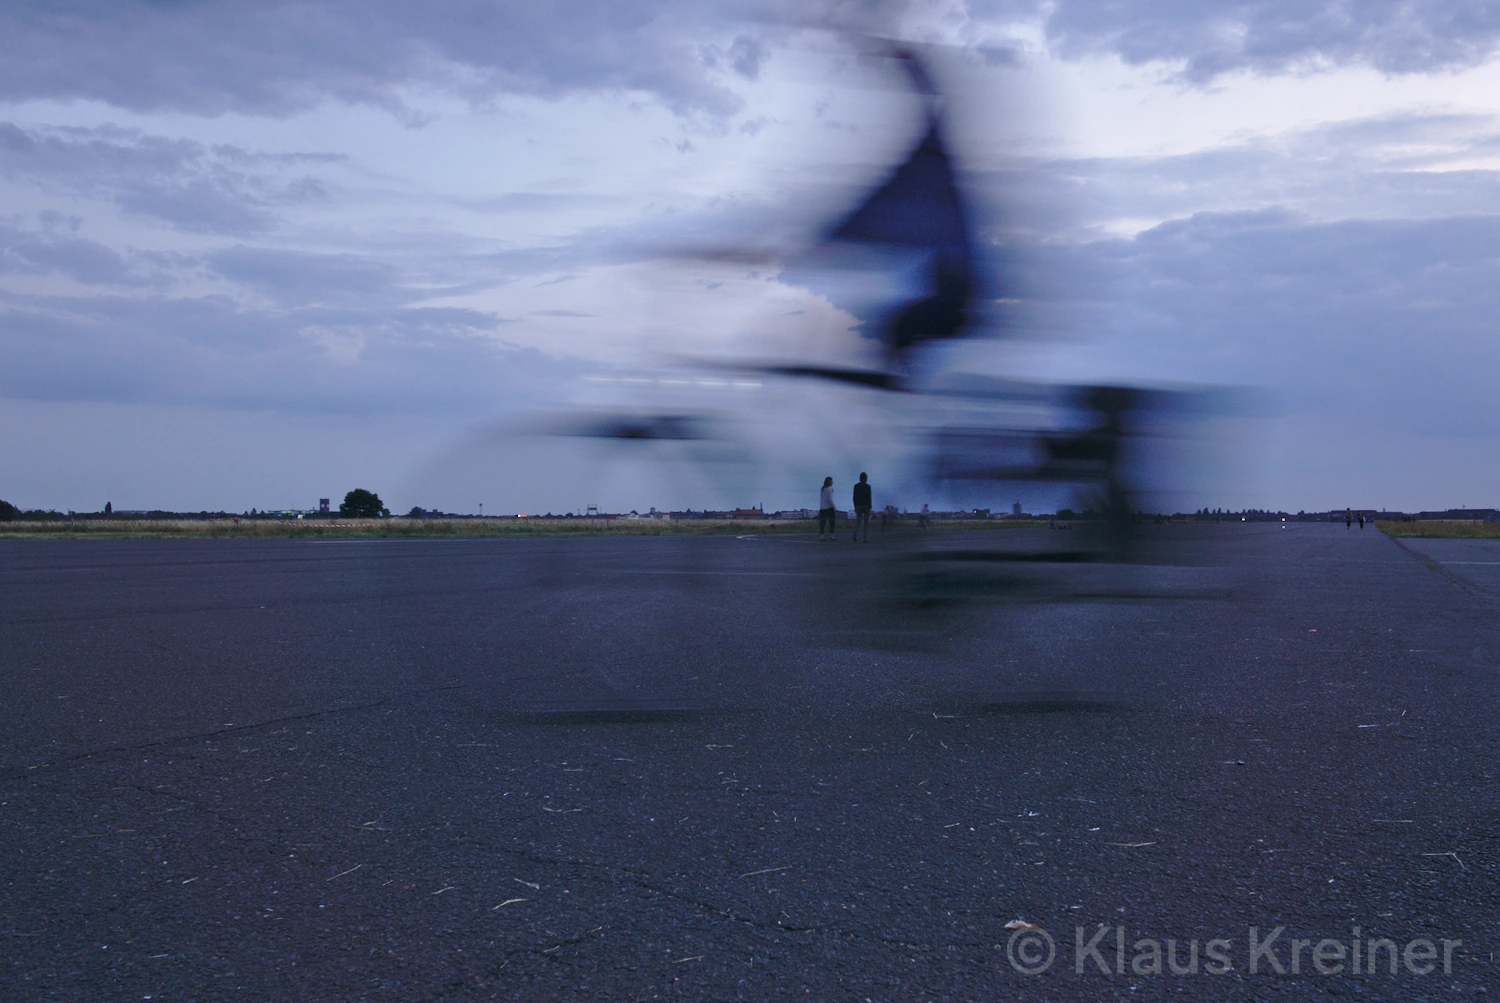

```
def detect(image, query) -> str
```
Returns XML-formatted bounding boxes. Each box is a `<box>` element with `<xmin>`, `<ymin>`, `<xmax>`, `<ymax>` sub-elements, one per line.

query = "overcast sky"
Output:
<box><xmin>2</xmin><ymin>0</ymin><xmax>1497</xmax><ymax>514</ymax></box>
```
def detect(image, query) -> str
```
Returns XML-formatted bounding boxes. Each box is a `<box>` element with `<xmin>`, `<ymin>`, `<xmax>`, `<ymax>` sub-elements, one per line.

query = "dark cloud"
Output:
<box><xmin>0</xmin><ymin>122</ymin><xmax>333</xmax><ymax>235</ymax></box>
<box><xmin>1060</xmin><ymin>210</ymin><xmax>1500</xmax><ymax>434</ymax></box>
<box><xmin>702</xmin><ymin>34</ymin><xmax>766</xmax><ymax>80</ymax></box>
<box><xmin>0</xmin><ymin>219</ymin><xmax>143</xmax><ymax>285</ymax></box>
<box><xmin>0</xmin><ymin>1</ymin><xmax>833</xmax><ymax>119</ymax></box>
<box><xmin>207</xmin><ymin>246</ymin><xmax>406</xmax><ymax>309</ymax></box>
<box><xmin>0</xmin><ymin>283</ymin><xmax>578</xmax><ymax>416</ymax></box>
<box><xmin>976</xmin><ymin>0</ymin><xmax>1500</xmax><ymax>79</ymax></box>
<box><xmin>116</xmin><ymin>178</ymin><xmax>279</xmax><ymax>234</ymax></box>
<box><xmin>0</xmin><ymin>211</ymin><xmax>595</xmax><ymax>415</ymax></box>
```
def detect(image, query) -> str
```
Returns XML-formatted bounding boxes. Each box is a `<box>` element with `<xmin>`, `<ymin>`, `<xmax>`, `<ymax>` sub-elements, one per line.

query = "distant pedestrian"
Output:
<box><xmin>1359</xmin><ymin>512</ymin><xmax>1366</xmax><ymax>530</ymax></box>
<box><xmin>852</xmin><ymin>473</ymin><xmax>873</xmax><ymax>542</ymax></box>
<box><xmin>1346</xmin><ymin>507</ymin><xmax>1352</xmax><ymax>529</ymax></box>
<box><xmin>920</xmin><ymin>503</ymin><xmax>930</xmax><ymax>529</ymax></box>
<box><xmin>818</xmin><ymin>477</ymin><xmax>836</xmax><ymax>541</ymax></box>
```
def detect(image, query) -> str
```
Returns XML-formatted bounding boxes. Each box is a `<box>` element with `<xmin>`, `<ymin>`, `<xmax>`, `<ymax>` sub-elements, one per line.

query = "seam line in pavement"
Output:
<box><xmin>3</xmin><ymin>683</ymin><xmax>468</xmax><ymax>781</ymax></box>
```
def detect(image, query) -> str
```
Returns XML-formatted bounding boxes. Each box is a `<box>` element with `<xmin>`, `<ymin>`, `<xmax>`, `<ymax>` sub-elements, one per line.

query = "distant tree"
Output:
<box><xmin>105</xmin><ymin>501</ymin><xmax>112</xmax><ymax>515</ymax></box>
<box><xmin>407</xmin><ymin>506</ymin><xmax>426</xmax><ymax>518</ymax></box>
<box><xmin>340</xmin><ymin>489</ymin><xmax>388</xmax><ymax>518</ymax></box>
<box><xmin>0</xmin><ymin>499</ymin><xmax>19</xmax><ymax>522</ymax></box>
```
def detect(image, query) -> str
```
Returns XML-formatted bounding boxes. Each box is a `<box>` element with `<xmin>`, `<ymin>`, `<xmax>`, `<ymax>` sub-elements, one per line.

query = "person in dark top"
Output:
<box><xmin>818</xmin><ymin>477</ymin><xmax>836</xmax><ymax>541</ymax></box>
<box><xmin>852</xmin><ymin>472</ymin><xmax>873</xmax><ymax>542</ymax></box>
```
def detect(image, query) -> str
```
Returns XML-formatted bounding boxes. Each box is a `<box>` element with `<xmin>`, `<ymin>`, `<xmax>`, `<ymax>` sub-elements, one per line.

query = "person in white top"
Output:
<box><xmin>818</xmin><ymin>477</ymin><xmax>836</xmax><ymax>541</ymax></box>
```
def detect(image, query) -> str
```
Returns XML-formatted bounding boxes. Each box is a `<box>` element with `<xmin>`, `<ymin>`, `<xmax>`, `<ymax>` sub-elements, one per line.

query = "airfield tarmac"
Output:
<box><xmin>2</xmin><ymin>524</ymin><xmax>1497</xmax><ymax>1001</ymax></box>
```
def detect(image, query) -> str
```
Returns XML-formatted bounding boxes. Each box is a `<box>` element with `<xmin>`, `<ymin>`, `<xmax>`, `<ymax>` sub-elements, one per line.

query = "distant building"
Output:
<box><xmin>1416</xmin><ymin>508</ymin><xmax>1500</xmax><ymax>522</ymax></box>
<box><xmin>319</xmin><ymin>498</ymin><xmax>330</xmax><ymax>513</ymax></box>
<box><xmin>1012</xmin><ymin>502</ymin><xmax>1022</xmax><ymax>516</ymax></box>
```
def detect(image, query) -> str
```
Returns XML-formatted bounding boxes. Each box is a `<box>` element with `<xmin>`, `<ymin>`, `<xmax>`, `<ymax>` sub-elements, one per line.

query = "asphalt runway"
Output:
<box><xmin>2</xmin><ymin>524</ymin><xmax>1497</xmax><ymax>1001</ymax></box>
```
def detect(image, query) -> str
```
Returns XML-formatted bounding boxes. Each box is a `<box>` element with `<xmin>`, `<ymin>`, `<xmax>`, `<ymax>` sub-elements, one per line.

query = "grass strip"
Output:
<box><xmin>0</xmin><ymin>517</ymin><xmax>1048</xmax><ymax>540</ymax></box>
<box><xmin>1378</xmin><ymin>520</ymin><xmax>1500</xmax><ymax>539</ymax></box>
